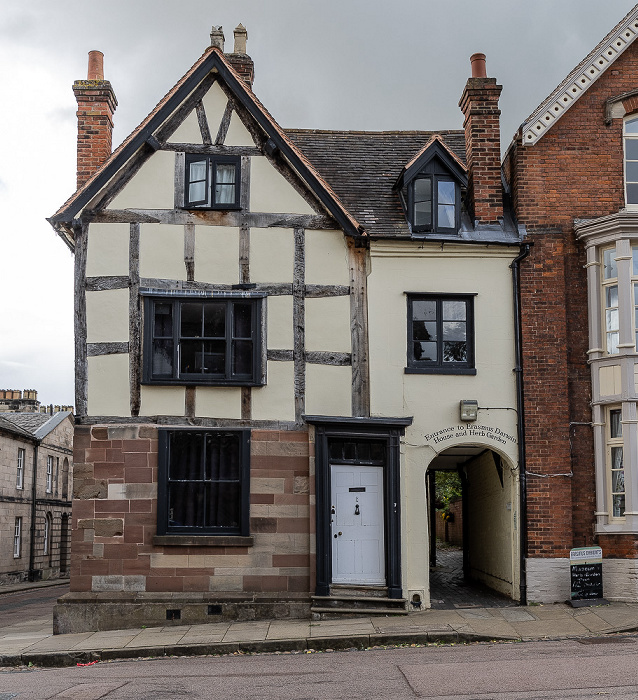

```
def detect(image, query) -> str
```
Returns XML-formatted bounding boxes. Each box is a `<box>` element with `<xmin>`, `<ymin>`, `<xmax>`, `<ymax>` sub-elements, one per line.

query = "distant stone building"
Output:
<box><xmin>0</xmin><ymin>389</ymin><xmax>73</xmax><ymax>415</ymax></box>
<box><xmin>0</xmin><ymin>402</ymin><xmax>73</xmax><ymax>585</ymax></box>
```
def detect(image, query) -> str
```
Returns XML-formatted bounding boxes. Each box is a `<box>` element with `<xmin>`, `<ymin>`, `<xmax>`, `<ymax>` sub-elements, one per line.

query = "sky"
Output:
<box><xmin>1</xmin><ymin>0</ymin><xmax>637</xmax><ymax>408</ymax></box>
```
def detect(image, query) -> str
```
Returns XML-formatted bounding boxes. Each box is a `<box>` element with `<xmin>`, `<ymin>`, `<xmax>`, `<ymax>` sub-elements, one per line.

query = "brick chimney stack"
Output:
<box><xmin>459</xmin><ymin>53</ymin><xmax>503</xmax><ymax>225</ymax></box>
<box><xmin>73</xmin><ymin>50</ymin><xmax>117</xmax><ymax>190</ymax></box>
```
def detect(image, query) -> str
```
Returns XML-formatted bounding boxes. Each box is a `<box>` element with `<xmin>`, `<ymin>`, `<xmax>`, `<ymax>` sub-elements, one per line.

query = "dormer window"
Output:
<box><xmin>409</xmin><ymin>175</ymin><xmax>459</xmax><ymax>233</ymax></box>
<box><xmin>395</xmin><ymin>136</ymin><xmax>467</xmax><ymax>236</ymax></box>
<box><xmin>185</xmin><ymin>154</ymin><xmax>240</xmax><ymax>209</ymax></box>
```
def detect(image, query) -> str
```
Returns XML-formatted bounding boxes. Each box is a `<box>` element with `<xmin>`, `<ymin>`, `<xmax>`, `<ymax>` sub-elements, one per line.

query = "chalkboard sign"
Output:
<box><xmin>570</xmin><ymin>547</ymin><xmax>604</xmax><ymax>605</ymax></box>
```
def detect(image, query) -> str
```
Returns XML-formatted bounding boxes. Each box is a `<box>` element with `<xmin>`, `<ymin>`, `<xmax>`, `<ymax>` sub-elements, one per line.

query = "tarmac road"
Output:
<box><xmin>2</xmin><ymin>636</ymin><xmax>638</xmax><ymax>699</ymax></box>
<box><xmin>0</xmin><ymin>585</ymin><xmax>68</xmax><ymax>632</ymax></box>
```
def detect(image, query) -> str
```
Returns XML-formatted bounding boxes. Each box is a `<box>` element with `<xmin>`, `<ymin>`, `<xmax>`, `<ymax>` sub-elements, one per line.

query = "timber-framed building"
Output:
<box><xmin>50</xmin><ymin>25</ymin><xmax>528</xmax><ymax>632</ymax></box>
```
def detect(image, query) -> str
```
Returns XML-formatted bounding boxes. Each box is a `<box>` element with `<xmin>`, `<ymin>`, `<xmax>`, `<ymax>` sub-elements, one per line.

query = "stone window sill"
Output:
<box><xmin>153</xmin><ymin>535</ymin><xmax>254</xmax><ymax>547</ymax></box>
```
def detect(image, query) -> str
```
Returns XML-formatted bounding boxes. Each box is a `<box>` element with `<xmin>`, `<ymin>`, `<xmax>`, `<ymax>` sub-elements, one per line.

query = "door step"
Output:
<box><xmin>311</xmin><ymin>594</ymin><xmax>407</xmax><ymax>619</ymax></box>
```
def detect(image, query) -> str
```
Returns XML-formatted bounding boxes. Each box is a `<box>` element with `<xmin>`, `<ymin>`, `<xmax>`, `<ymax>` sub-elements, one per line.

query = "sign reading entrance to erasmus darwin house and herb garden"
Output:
<box><xmin>570</xmin><ymin>547</ymin><xmax>605</xmax><ymax>605</ymax></box>
<box><xmin>424</xmin><ymin>424</ymin><xmax>516</xmax><ymax>447</ymax></box>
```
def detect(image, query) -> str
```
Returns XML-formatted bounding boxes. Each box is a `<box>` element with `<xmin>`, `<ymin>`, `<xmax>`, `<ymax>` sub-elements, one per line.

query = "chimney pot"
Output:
<box><xmin>210</xmin><ymin>25</ymin><xmax>225</xmax><ymax>51</ymax></box>
<box><xmin>87</xmin><ymin>50</ymin><xmax>104</xmax><ymax>80</ymax></box>
<box><xmin>233</xmin><ymin>23</ymin><xmax>248</xmax><ymax>54</ymax></box>
<box><xmin>470</xmin><ymin>53</ymin><xmax>487</xmax><ymax>79</ymax></box>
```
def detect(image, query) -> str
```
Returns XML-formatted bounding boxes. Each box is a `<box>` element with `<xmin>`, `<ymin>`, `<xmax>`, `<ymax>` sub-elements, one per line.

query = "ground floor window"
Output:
<box><xmin>607</xmin><ymin>407</ymin><xmax>625</xmax><ymax>518</ymax></box>
<box><xmin>157</xmin><ymin>429</ymin><xmax>250</xmax><ymax>536</ymax></box>
<box><xmin>14</xmin><ymin>517</ymin><xmax>22</xmax><ymax>558</ymax></box>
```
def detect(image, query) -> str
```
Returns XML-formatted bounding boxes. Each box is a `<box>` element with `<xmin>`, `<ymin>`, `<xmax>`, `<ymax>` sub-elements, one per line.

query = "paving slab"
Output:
<box><xmin>511</xmin><ymin>617</ymin><xmax>590</xmax><ymax>639</ymax></box>
<box><xmin>499</xmin><ymin>608</ymin><xmax>537</xmax><ymax>622</ymax></box>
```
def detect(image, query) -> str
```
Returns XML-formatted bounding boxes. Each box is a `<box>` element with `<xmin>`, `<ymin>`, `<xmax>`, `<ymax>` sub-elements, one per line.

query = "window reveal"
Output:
<box><xmin>184</xmin><ymin>154</ymin><xmax>240</xmax><ymax>209</ymax></box>
<box><xmin>157</xmin><ymin>429</ymin><xmax>250</xmax><ymax>536</ymax></box>
<box><xmin>144</xmin><ymin>296</ymin><xmax>263</xmax><ymax>386</ymax></box>
<box><xmin>406</xmin><ymin>294</ymin><xmax>475</xmax><ymax>374</ymax></box>
<box><xmin>607</xmin><ymin>408</ymin><xmax>625</xmax><ymax>518</ymax></box>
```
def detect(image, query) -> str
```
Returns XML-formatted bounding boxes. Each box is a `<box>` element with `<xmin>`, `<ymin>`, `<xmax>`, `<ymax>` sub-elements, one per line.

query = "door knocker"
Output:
<box><xmin>354</xmin><ymin>503</ymin><xmax>360</xmax><ymax>515</ymax></box>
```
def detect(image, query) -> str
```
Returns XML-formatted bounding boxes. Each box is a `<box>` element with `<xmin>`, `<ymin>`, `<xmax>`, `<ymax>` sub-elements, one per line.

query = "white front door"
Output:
<box><xmin>331</xmin><ymin>464</ymin><xmax>385</xmax><ymax>584</ymax></box>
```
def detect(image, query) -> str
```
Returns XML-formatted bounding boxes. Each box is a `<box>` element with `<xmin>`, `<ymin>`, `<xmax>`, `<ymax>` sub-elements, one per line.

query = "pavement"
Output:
<box><xmin>2</xmin><ymin>580</ymin><xmax>638</xmax><ymax>669</ymax></box>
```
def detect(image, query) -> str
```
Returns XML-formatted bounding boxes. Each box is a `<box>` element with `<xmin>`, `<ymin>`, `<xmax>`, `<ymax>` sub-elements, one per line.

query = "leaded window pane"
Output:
<box><xmin>607</xmin><ymin>332</ymin><xmax>619</xmax><ymax>355</ymax></box>
<box><xmin>413</xmin><ymin>321</ymin><xmax>436</xmax><ymax>342</ymax></box>
<box><xmin>181</xmin><ymin>303</ymin><xmax>203</xmax><ymax>337</ymax></box>
<box><xmin>203</xmin><ymin>340</ymin><xmax>225</xmax><ymax>374</ymax></box>
<box><xmin>154</xmin><ymin>303</ymin><xmax>173</xmax><ymax>337</ymax></box>
<box><xmin>613</xmin><ymin>495</ymin><xmax>626</xmax><ymax>518</ymax></box>
<box><xmin>443</xmin><ymin>300</ymin><xmax>466</xmax><ymax>321</ymax></box>
<box><xmin>438</xmin><ymin>180</ymin><xmax>455</xmax><ymax>205</ymax></box>
<box><xmin>152</xmin><ymin>339</ymin><xmax>173</xmax><ymax>376</ymax></box>
<box><xmin>626</xmin><ymin>117</ymin><xmax>638</xmax><ymax>134</ymax></box>
<box><xmin>233</xmin><ymin>303</ymin><xmax>252</xmax><ymax>338</ymax></box>
<box><xmin>413</xmin><ymin>178</ymin><xmax>432</xmax><ymax>228</ymax></box>
<box><xmin>412</xmin><ymin>300</ymin><xmax>436</xmax><ymax>321</ymax></box>
<box><xmin>443</xmin><ymin>341</ymin><xmax>467</xmax><ymax>362</ymax></box>
<box><xmin>214</xmin><ymin>164</ymin><xmax>236</xmax><ymax>205</ymax></box>
<box><xmin>233</xmin><ymin>339</ymin><xmax>253</xmax><ymax>375</ymax></box>
<box><xmin>414</xmin><ymin>341</ymin><xmax>437</xmax><ymax>361</ymax></box>
<box><xmin>203</xmin><ymin>304</ymin><xmax>225</xmax><ymax>338</ymax></box>
<box><xmin>438</xmin><ymin>204</ymin><xmax>455</xmax><ymax>228</ymax></box>
<box><xmin>610</xmin><ymin>409</ymin><xmax>622</xmax><ymax>438</ymax></box>
<box><xmin>603</xmin><ymin>249</ymin><xmax>617</xmax><ymax>280</ymax></box>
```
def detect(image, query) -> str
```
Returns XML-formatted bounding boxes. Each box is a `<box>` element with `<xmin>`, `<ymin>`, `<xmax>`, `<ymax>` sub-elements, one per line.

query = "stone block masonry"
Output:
<box><xmin>58</xmin><ymin>424</ymin><xmax>313</xmax><ymax>632</ymax></box>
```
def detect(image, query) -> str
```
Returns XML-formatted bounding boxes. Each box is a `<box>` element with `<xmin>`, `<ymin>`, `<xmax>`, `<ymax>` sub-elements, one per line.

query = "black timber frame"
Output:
<box><xmin>305</xmin><ymin>415</ymin><xmax>412</xmax><ymax>599</ymax></box>
<box><xmin>49</xmin><ymin>49</ymin><xmax>363</xmax><ymax>240</ymax></box>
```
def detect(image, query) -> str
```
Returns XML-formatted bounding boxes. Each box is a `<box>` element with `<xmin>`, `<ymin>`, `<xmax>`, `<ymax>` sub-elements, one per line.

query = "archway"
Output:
<box><xmin>426</xmin><ymin>445</ymin><xmax>519</xmax><ymax>608</ymax></box>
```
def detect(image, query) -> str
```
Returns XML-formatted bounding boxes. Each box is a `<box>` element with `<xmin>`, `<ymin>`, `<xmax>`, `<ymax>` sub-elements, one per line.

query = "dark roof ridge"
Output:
<box><xmin>284</xmin><ymin>128</ymin><xmax>464</xmax><ymax>136</ymax></box>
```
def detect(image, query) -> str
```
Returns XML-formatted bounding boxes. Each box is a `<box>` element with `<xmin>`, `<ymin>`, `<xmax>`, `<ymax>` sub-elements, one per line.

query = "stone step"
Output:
<box><xmin>312</xmin><ymin>595</ymin><xmax>405</xmax><ymax>605</ymax></box>
<box><xmin>310</xmin><ymin>606</ymin><xmax>408</xmax><ymax>618</ymax></box>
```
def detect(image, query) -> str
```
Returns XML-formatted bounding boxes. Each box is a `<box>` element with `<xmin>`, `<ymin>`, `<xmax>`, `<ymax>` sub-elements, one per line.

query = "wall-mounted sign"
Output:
<box><xmin>570</xmin><ymin>547</ymin><xmax>607</xmax><ymax>606</ymax></box>
<box><xmin>424</xmin><ymin>424</ymin><xmax>516</xmax><ymax>447</ymax></box>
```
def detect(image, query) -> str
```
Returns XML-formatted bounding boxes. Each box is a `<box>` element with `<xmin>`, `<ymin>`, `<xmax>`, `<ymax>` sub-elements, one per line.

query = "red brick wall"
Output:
<box><xmin>508</xmin><ymin>42</ymin><xmax>638</xmax><ymax>558</ymax></box>
<box><xmin>71</xmin><ymin>425</ymin><xmax>311</xmax><ymax>597</ymax></box>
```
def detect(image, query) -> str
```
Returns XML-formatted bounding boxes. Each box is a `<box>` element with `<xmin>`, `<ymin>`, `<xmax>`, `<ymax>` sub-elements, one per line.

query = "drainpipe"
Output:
<box><xmin>28</xmin><ymin>443</ymin><xmax>38</xmax><ymax>581</ymax></box>
<box><xmin>510</xmin><ymin>241</ymin><xmax>531</xmax><ymax>605</ymax></box>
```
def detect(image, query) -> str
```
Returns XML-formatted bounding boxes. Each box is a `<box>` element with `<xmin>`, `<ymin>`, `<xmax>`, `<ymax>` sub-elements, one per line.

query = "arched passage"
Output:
<box><xmin>426</xmin><ymin>445</ymin><xmax>520</xmax><ymax>608</ymax></box>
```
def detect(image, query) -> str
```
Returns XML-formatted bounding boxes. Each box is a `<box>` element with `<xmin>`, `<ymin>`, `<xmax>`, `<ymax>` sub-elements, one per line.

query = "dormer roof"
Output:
<box><xmin>394</xmin><ymin>134</ymin><xmax>468</xmax><ymax>191</ymax></box>
<box><xmin>522</xmin><ymin>4</ymin><xmax>638</xmax><ymax>146</ymax></box>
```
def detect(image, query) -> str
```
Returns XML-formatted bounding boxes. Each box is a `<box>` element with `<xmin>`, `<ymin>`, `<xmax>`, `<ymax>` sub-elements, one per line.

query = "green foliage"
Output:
<box><xmin>435</xmin><ymin>471</ymin><xmax>462</xmax><ymax>513</ymax></box>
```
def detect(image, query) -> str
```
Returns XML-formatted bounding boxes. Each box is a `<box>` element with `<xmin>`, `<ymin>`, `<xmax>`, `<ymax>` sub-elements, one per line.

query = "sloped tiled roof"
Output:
<box><xmin>522</xmin><ymin>4</ymin><xmax>638</xmax><ymax>145</ymax></box>
<box><xmin>0</xmin><ymin>412</ymin><xmax>72</xmax><ymax>440</ymax></box>
<box><xmin>285</xmin><ymin>129</ymin><xmax>466</xmax><ymax>237</ymax></box>
<box><xmin>0</xmin><ymin>414</ymin><xmax>34</xmax><ymax>440</ymax></box>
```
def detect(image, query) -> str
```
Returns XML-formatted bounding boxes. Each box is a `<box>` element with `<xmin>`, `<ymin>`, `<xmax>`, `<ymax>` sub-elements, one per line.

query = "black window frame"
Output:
<box><xmin>157</xmin><ymin>428</ymin><xmax>250</xmax><ymax>537</ymax></box>
<box><xmin>405</xmin><ymin>293</ymin><xmax>476</xmax><ymax>375</ymax></box>
<box><xmin>142</xmin><ymin>293</ymin><xmax>265</xmax><ymax>387</ymax></box>
<box><xmin>184</xmin><ymin>153</ymin><xmax>241</xmax><ymax>210</ymax></box>
<box><xmin>407</xmin><ymin>169</ymin><xmax>461</xmax><ymax>235</ymax></box>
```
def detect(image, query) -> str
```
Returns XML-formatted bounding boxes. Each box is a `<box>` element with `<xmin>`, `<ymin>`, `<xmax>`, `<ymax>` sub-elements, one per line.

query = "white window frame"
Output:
<box><xmin>44</xmin><ymin>513</ymin><xmax>52</xmax><ymax>556</ymax></box>
<box><xmin>606</xmin><ymin>406</ymin><xmax>625</xmax><ymax>520</ymax></box>
<box><xmin>601</xmin><ymin>246</ymin><xmax>620</xmax><ymax>355</ymax></box>
<box><xmin>624</xmin><ymin>115</ymin><xmax>638</xmax><ymax>209</ymax></box>
<box><xmin>16</xmin><ymin>448</ymin><xmax>25</xmax><ymax>489</ymax></box>
<box><xmin>46</xmin><ymin>456</ymin><xmax>53</xmax><ymax>493</ymax></box>
<box><xmin>14</xmin><ymin>517</ymin><xmax>22</xmax><ymax>558</ymax></box>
